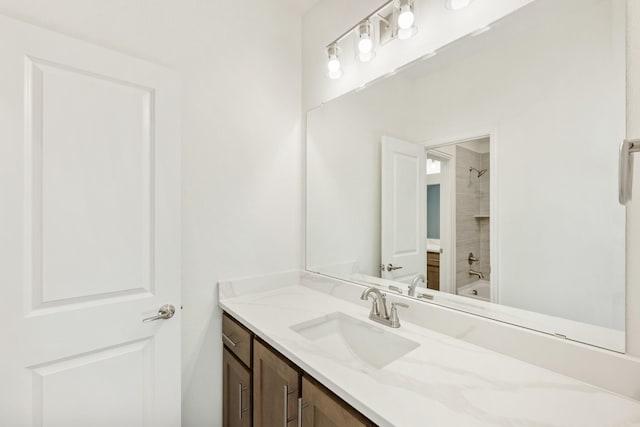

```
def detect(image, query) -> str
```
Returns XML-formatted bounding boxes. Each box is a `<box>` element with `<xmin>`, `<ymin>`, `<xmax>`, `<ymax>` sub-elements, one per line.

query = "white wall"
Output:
<box><xmin>0</xmin><ymin>1</ymin><xmax>304</xmax><ymax>425</ymax></box>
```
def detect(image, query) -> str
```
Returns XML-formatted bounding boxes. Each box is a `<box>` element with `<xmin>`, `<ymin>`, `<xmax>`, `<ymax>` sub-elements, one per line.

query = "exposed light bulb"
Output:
<box><xmin>326</xmin><ymin>43</ymin><xmax>342</xmax><ymax>79</ymax></box>
<box><xmin>398</xmin><ymin>4</ymin><xmax>415</xmax><ymax>29</ymax></box>
<box><xmin>355</xmin><ymin>20</ymin><xmax>375</xmax><ymax>63</ymax></box>
<box><xmin>358</xmin><ymin>37</ymin><xmax>372</xmax><ymax>54</ymax></box>
<box><xmin>327</xmin><ymin>56</ymin><xmax>340</xmax><ymax>73</ymax></box>
<box><xmin>445</xmin><ymin>0</ymin><xmax>472</xmax><ymax>10</ymax></box>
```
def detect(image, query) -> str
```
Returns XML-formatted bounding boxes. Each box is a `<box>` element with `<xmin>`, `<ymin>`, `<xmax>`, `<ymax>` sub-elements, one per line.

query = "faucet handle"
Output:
<box><xmin>389</xmin><ymin>302</ymin><xmax>409</xmax><ymax>328</ymax></box>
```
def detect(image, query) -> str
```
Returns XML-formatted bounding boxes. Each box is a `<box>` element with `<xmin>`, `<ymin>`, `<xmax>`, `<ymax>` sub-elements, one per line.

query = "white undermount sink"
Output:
<box><xmin>290</xmin><ymin>312</ymin><xmax>419</xmax><ymax>370</ymax></box>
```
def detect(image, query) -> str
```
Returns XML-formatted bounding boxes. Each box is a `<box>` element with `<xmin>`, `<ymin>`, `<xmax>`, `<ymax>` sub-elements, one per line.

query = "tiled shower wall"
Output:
<box><xmin>455</xmin><ymin>146</ymin><xmax>490</xmax><ymax>290</ymax></box>
<box><xmin>478</xmin><ymin>153</ymin><xmax>491</xmax><ymax>277</ymax></box>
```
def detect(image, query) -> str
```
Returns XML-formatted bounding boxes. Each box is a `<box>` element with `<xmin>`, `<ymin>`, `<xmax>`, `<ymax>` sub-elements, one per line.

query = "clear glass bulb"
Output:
<box><xmin>398</xmin><ymin>5</ymin><xmax>414</xmax><ymax>29</ymax></box>
<box><xmin>358</xmin><ymin>37</ymin><xmax>372</xmax><ymax>54</ymax></box>
<box><xmin>327</xmin><ymin>56</ymin><xmax>341</xmax><ymax>73</ymax></box>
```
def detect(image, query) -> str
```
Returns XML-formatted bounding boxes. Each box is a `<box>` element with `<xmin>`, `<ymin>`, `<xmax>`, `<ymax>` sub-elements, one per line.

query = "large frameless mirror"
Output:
<box><xmin>306</xmin><ymin>0</ymin><xmax>626</xmax><ymax>351</ymax></box>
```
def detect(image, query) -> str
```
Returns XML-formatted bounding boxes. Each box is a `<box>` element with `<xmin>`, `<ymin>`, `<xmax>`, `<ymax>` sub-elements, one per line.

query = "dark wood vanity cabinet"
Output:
<box><xmin>222</xmin><ymin>312</ymin><xmax>377</xmax><ymax>427</ymax></box>
<box><xmin>223</xmin><ymin>348</ymin><xmax>251</xmax><ymax>427</ymax></box>
<box><xmin>301</xmin><ymin>376</ymin><xmax>374</xmax><ymax>427</ymax></box>
<box><xmin>253</xmin><ymin>339</ymin><xmax>301</xmax><ymax>426</ymax></box>
<box><xmin>427</xmin><ymin>251</ymin><xmax>440</xmax><ymax>291</ymax></box>
<box><xmin>222</xmin><ymin>313</ymin><xmax>253</xmax><ymax>427</ymax></box>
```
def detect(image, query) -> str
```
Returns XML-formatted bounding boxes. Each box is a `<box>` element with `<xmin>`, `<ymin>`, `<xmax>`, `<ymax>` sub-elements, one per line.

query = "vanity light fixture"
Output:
<box><xmin>356</xmin><ymin>20</ymin><xmax>376</xmax><ymax>62</ymax></box>
<box><xmin>394</xmin><ymin>0</ymin><xmax>418</xmax><ymax>40</ymax></box>
<box><xmin>327</xmin><ymin>43</ymin><xmax>342</xmax><ymax>79</ymax></box>
<box><xmin>324</xmin><ymin>0</ymin><xmax>419</xmax><ymax>79</ymax></box>
<box><xmin>445</xmin><ymin>0</ymin><xmax>473</xmax><ymax>10</ymax></box>
<box><xmin>396</xmin><ymin>0</ymin><xmax>415</xmax><ymax>29</ymax></box>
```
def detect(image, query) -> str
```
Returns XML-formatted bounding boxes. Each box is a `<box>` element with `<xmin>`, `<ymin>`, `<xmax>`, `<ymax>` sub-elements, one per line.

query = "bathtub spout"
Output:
<box><xmin>469</xmin><ymin>269</ymin><xmax>485</xmax><ymax>280</ymax></box>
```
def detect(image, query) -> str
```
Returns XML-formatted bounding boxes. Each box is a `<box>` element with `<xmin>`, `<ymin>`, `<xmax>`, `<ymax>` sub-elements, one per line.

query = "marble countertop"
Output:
<box><xmin>219</xmin><ymin>283</ymin><xmax>640</xmax><ymax>427</ymax></box>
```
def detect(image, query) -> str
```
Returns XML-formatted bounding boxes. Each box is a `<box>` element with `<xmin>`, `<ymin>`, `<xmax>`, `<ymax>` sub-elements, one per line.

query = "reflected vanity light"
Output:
<box><xmin>445</xmin><ymin>0</ymin><xmax>473</xmax><ymax>10</ymax></box>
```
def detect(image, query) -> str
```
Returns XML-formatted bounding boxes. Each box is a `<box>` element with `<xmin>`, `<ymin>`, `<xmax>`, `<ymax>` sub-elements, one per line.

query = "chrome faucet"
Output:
<box><xmin>469</xmin><ymin>269</ymin><xmax>485</xmax><ymax>280</ymax></box>
<box><xmin>408</xmin><ymin>274</ymin><xmax>425</xmax><ymax>296</ymax></box>
<box><xmin>360</xmin><ymin>287</ymin><xmax>388</xmax><ymax>318</ymax></box>
<box><xmin>360</xmin><ymin>287</ymin><xmax>408</xmax><ymax>328</ymax></box>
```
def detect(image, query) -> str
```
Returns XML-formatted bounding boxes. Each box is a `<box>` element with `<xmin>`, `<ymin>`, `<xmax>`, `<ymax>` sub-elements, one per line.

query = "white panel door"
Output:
<box><xmin>0</xmin><ymin>15</ymin><xmax>181</xmax><ymax>426</ymax></box>
<box><xmin>381</xmin><ymin>136</ymin><xmax>426</xmax><ymax>283</ymax></box>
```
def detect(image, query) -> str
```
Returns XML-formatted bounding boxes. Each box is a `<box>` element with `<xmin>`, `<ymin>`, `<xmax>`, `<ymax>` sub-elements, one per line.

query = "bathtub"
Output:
<box><xmin>457</xmin><ymin>280</ymin><xmax>491</xmax><ymax>302</ymax></box>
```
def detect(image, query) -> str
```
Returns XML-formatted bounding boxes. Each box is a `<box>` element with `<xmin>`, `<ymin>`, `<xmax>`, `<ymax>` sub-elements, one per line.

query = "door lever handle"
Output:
<box><xmin>143</xmin><ymin>304</ymin><xmax>176</xmax><ymax>322</ymax></box>
<box><xmin>386</xmin><ymin>264</ymin><xmax>403</xmax><ymax>272</ymax></box>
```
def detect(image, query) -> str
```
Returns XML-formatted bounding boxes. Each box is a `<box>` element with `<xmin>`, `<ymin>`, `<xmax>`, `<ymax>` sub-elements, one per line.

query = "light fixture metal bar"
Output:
<box><xmin>326</xmin><ymin>0</ymin><xmax>394</xmax><ymax>48</ymax></box>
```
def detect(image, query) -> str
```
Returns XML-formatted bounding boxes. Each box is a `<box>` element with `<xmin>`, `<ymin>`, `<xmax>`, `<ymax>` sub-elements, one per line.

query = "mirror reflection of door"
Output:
<box><xmin>380</xmin><ymin>136</ymin><xmax>426</xmax><ymax>284</ymax></box>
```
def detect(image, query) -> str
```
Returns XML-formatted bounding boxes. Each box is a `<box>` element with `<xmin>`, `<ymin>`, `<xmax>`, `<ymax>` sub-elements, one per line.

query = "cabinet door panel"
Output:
<box><xmin>301</xmin><ymin>376</ymin><xmax>373</xmax><ymax>427</ymax></box>
<box><xmin>223</xmin><ymin>348</ymin><xmax>251</xmax><ymax>427</ymax></box>
<box><xmin>253</xmin><ymin>340</ymin><xmax>300</xmax><ymax>427</ymax></box>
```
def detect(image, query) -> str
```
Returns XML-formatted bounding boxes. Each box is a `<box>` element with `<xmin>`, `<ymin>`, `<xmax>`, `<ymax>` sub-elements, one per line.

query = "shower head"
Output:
<box><xmin>469</xmin><ymin>166</ymin><xmax>488</xmax><ymax>178</ymax></box>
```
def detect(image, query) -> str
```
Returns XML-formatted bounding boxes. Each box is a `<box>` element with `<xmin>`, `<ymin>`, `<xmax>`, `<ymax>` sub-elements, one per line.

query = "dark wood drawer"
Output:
<box><xmin>223</xmin><ymin>313</ymin><xmax>252</xmax><ymax>368</ymax></box>
<box><xmin>427</xmin><ymin>251</ymin><xmax>440</xmax><ymax>267</ymax></box>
